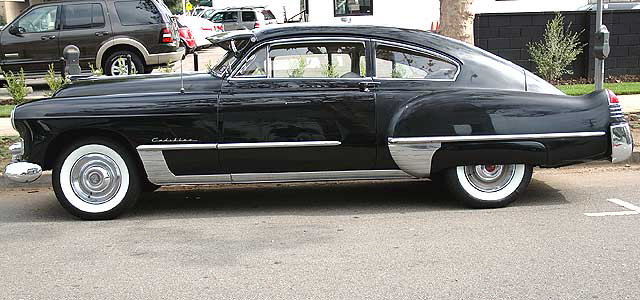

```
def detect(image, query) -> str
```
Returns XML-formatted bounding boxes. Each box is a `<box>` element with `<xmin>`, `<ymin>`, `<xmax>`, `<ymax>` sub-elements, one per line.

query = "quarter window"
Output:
<box><xmin>62</xmin><ymin>4</ymin><xmax>105</xmax><ymax>29</ymax></box>
<box><xmin>268</xmin><ymin>42</ymin><xmax>365</xmax><ymax>78</ymax></box>
<box><xmin>114</xmin><ymin>0</ymin><xmax>161</xmax><ymax>26</ymax></box>
<box><xmin>375</xmin><ymin>45</ymin><xmax>458</xmax><ymax>80</ymax></box>
<box><xmin>241</xmin><ymin>11</ymin><xmax>256</xmax><ymax>22</ymax></box>
<box><xmin>334</xmin><ymin>0</ymin><xmax>373</xmax><ymax>17</ymax></box>
<box><xmin>17</xmin><ymin>6</ymin><xmax>58</xmax><ymax>33</ymax></box>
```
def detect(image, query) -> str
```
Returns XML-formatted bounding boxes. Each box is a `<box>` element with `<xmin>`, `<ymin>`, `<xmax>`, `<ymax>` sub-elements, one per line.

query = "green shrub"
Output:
<box><xmin>528</xmin><ymin>13</ymin><xmax>585</xmax><ymax>82</ymax></box>
<box><xmin>2</xmin><ymin>68</ymin><xmax>28</xmax><ymax>104</ymax></box>
<box><xmin>321</xmin><ymin>63</ymin><xmax>339</xmax><ymax>78</ymax></box>
<box><xmin>289</xmin><ymin>56</ymin><xmax>306</xmax><ymax>78</ymax></box>
<box><xmin>44</xmin><ymin>64</ymin><xmax>68</xmax><ymax>96</ymax></box>
<box><xmin>88</xmin><ymin>63</ymin><xmax>103</xmax><ymax>76</ymax></box>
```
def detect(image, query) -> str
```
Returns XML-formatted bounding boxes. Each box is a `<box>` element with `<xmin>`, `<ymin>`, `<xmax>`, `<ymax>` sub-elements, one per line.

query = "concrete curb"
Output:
<box><xmin>1</xmin><ymin>171</ymin><xmax>52</xmax><ymax>190</ymax></box>
<box><xmin>1</xmin><ymin>152</ymin><xmax>639</xmax><ymax>190</ymax></box>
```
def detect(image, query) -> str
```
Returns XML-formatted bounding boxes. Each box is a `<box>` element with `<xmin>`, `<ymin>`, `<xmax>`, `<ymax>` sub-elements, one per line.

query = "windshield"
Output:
<box><xmin>212</xmin><ymin>51</ymin><xmax>238</xmax><ymax>77</ymax></box>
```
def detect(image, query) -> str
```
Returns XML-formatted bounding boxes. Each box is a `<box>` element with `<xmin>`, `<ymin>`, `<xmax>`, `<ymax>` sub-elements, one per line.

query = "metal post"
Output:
<box><xmin>126</xmin><ymin>54</ymin><xmax>132</xmax><ymax>75</ymax></box>
<box><xmin>193</xmin><ymin>52</ymin><xmax>199</xmax><ymax>72</ymax></box>
<box><xmin>59</xmin><ymin>57</ymin><xmax>66</xmax><ymax>79</ymax></box>
<box><xmin>595</xmin><ymin>0</ymin><xmax>605</xmax><ymax>91</ymax></box>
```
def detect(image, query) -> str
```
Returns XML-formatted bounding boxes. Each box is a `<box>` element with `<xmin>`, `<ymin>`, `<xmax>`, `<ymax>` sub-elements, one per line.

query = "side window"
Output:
<box><xmin>62</xmin><ymin>4</ymin><xmax>105</xmax><ymax>29</ymax></box>
<box><xmin>241</xmin><ymin>11</ymin><xmax>256</xmax><ymax>22</ymax></box>
<box><xmin>212</xmin><ymin>11</ymin><xmax>238</xmax><ymax>22</ymax></box>
<box><xmin>17</xmin><ymin>6</ymin><xmax>58</xmax><ymax>33</ymax></box>
<box><xmin>202</xmin><ymin>9</ymin><xmax>215</xmax><ymax>19</ymax></box>
<box><xmin>236</xmin><ymin>46</ymin><xmax>267</xmax><ymax>77</ymax></box>
<box><xmin>114</xmin><ymin>0</ymin><xmax>161</xmax><ymax>26</ymax></box>
<box><xmin>334</xmin><ymin>0</ymin><xmax>373</xmax><ymax>17</ymax></box>
<box><xmin>375</xmin><ymin>45</ymin><xmax>458</xmax><ymax>80</ymax></box>
<box><xmin>268</xmin><ymin>42</ymin><xmax>365</xmax><ymax>78</ymax></box>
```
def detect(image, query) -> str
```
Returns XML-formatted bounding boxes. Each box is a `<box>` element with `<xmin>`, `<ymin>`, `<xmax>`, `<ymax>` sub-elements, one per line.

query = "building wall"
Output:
<box><xmin>307</xmin><ymin>0</ymin><xmax>439</xmax><ymax>31</ymax></box>
<box><xmin>474</xmin><ymin>10</ymin><xmax>640</xmax><ymax>78</ymax></box>
<box><xmin>0</xmin><ymin>0</ymin><xmax>28</xmax><ymax>25</ymax></box>
<box><xmin>474</xmin><ymin>0</ymin><xmax>588</xmax><ymax>14</ymax></box>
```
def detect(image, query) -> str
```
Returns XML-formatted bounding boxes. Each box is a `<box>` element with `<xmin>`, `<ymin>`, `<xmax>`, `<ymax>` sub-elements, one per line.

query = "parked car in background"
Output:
<box><xmin>194</xmin><ymin>6</ymin><xmax>217</xmax><ymax>19</ymax></box>
<box><xmin>208</xmin><ymin>6</ymin><xmax>277</xmax><ymax>31</ymax></box>
<box><xmin>5</xmin><ymin>25</ymin><xmax>633</xmax><ymax>219</ymax></box>
<box><xmin>176</xmin><ymin>15</ymin><xmax>223</xmax><ymax>52</ymax></box>
<box><xmin>0</xmin><ymin>0</ymin><xmax>184</xmax><ymax>76</ymax></box>
<box><xmin>177</xmin><ymin>21</ymin><xmax>196</xmax><ymax>53</ymax></box>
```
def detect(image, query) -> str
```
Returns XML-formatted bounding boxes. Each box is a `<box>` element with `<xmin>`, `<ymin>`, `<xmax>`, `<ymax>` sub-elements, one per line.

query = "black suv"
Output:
<box><xmin>0</xmin><ymin>0</ymin><xmax>183</xmax><ymax>76</ymax></box>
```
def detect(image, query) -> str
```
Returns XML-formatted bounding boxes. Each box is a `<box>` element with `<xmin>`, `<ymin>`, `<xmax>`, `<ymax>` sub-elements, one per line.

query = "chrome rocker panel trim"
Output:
<box><xmin>387</xmin><ymin>131</ymin><xmax>608</xmax><ymax>178</ymax></box>
<box><xmin>610</xmin><ymin>123</ymin><xmax>633</xmax><ymax>163</ymax></box>
<box><xmin>136</xmin><ymin>141</ymin><xmax>411</xmax><ymax>185</ymax></box>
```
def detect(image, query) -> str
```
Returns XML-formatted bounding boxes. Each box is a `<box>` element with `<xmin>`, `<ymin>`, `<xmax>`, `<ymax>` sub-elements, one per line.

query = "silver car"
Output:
<box><xmin>209</xmin><ymin>6</ymin><xmax>277</xmax><ymax>31</ymax></box>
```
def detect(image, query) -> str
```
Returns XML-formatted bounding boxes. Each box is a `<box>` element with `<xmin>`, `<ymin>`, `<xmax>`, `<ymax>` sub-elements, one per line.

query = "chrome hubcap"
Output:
<box><xmin>70</xmin><ymin>153</ymin><xmax>122</xmax><ymax>204</ymax></box>
<box><xmin>464</xmin><ymin>164</ymin><xmax>516</xmax><ymax>192</ymax></box>
<box><xmin>111</xmin><ymin>56</ymin><xmax>136</xmax><ymax>76</ymax></box>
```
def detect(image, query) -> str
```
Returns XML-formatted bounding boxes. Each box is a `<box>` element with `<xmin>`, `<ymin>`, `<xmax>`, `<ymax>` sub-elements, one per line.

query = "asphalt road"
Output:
<box><xmin>1</xmin><ymin>164</ymin><xmax>640</xmax><ymax>299</ymax></box>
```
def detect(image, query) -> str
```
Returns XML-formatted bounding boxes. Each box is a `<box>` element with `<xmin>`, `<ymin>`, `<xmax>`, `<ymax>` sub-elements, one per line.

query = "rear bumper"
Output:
<box><xmin>611</xmin><ymin>123</ymin><xmax>633</xmax><ymax>163</ymax></box>
<box><xmin>147</xmin><ymin>47</ymin><xmax>186</xmax><ymax>65</ymax></box>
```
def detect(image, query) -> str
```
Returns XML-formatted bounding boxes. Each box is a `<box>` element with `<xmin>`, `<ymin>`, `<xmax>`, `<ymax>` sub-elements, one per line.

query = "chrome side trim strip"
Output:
<box><xmin>137</xmin><ymin>146</ymin><xmax>230</xmax><ymax>184</ymax></box>
<box><xmin>219</xmin><ymin>141</ymin><xmax>341</xmax><ymax>149</ymax></box>
<box><xmin>231</xmin><ymin>170</ymin><xmax>413</xmax><ymax>184</ymax></box>
<box><xmin>388</xmin><ymin>132</ymin><xmax>606</xmax><ymax>144</ymax></box>
<box><xmin>137</xmin><ymin>144</ymin><xmax>218</xmax><ymax>151</ymax></box>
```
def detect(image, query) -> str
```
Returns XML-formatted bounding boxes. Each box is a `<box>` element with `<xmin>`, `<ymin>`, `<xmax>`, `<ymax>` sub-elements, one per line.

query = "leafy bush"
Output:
<box><xmin>321</xmin><ymin>63</ymin><xmax>338</xmax><ymax>78</ymax></box>
<box><xmin>528</xmin><ymin>13</ymin><xmax>585</xmax><ymax>82</ymax></box>
<box><xmin>2</xmin><ymin>68</ymin><xmax>28</xmax><ymax>104</ymax></box>
<box><xmin>289</xmin><ymin>57</ymin><xmax>306</xmax><ymax>78</ymax></box>
<box><xmin>44</xmin><ymin>64</ymin><xmax>68</xmax><ymax>96</ymax></box>
<box><xmin>88</xmin><ymin>63</ymin><xmax>103</xmax><ymax>76</ymax></box>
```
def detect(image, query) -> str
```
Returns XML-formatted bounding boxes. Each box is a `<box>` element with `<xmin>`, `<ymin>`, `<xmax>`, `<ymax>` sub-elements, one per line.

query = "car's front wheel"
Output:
<box><xmin>444</xmin><ymin>164</ymin><xmax>532</xmax><ymax>208</ymax></box>
<box><xmin>52</xmin><ymin>138</ymin><xmax>141</xmax><ymax>220</ymax></box>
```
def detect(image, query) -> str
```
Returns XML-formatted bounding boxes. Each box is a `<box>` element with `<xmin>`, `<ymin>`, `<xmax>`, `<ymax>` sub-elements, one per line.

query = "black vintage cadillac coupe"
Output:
<box><xmin>4</xmin><ymin>25</ymin><xmax>633</xmax><ymax>219</ymax></box>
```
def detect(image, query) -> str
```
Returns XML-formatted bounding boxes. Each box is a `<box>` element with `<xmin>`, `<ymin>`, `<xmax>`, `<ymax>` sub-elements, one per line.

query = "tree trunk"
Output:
<box><xmin>438</xmin><ymin>0</ymin><xmax>475</xmax><ymax>45</ymax></box>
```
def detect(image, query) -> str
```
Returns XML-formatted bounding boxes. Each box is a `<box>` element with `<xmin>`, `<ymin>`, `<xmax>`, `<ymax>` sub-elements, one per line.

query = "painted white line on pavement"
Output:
<box><xmin>608</xmin><ymin>198</ymin><xmax>640</xmax><ymax>213</ymax></box>
<box><xmin>584</xmin><ymin>211</ymin><xmax>639</xmax><ymax>217</ymax></box>
<box><xmin>584</xmin><ymin>198</ymin><xmax>640</xmax><ymax>217</ymax></box>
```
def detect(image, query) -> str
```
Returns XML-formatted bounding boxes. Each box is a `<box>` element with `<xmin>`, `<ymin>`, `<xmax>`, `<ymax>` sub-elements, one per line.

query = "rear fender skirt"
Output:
<box><xmin>387</xmin><ymin>131</ymin><xmax>605</xmax><ymax>178</ymax></box>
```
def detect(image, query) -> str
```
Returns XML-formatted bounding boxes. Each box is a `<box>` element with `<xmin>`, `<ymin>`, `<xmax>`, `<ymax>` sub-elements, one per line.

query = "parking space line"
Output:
<box><xmin>584</xmin><ymin>211</ymin><xmax>639</xmax><ymax>217</ymax></box>
<box><xmin>584</xmin><ymin>198</ymin><xmax>640</xmax><ymax>217</ymax></box>
<box><xmin>607</xmin><ymin>198</ymin><xmax>640</xmax><ymax>213</ymax></box>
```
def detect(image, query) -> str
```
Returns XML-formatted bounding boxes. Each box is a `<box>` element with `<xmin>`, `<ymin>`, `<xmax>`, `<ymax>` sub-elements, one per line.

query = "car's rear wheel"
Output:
<box><xmin>105</xmin><ymin>50</ymin><xmax>144</xmax><ymax>76</ymax></box>
<box><xmin>52</xmin><ymin>138</ymin><xmax>141</xmax><ymax>220</ymax></box>
<box><xmin>444</xmin><ymin>164</ymin><xmax>532</xmax><ymax>208</ymax></box>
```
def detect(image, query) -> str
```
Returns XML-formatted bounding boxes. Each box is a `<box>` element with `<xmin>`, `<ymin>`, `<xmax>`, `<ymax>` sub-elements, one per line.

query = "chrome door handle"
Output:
<box><xmin>40</xmin><ymin>35</ymin><xmax>56</xmax><ymax>40</ymax></box>
<box><xmin>358</xmin><ymin>81</ymin><xmax>380</xmax><ymax>92</ymax></box>
<box><xmin>95</xmin><ymin>31</ymin><xmax>110</xmax><ymax>37</ymax></box>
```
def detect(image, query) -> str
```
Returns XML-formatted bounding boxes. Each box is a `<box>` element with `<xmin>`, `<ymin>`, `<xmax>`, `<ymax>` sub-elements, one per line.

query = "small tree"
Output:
<box><xmin>2</xmin><ymin>68</ymin><xmax>28</xmax><ymax>104</ymax></box>
<box><xmin>528</xmin><ymin>13</ymin><xmax>585</xmax><ymax>82</ymax></box>
<box><xmin>44</xmin><ymin>64</ymin><xmax>68</xmax><ymax>96</ymax></box>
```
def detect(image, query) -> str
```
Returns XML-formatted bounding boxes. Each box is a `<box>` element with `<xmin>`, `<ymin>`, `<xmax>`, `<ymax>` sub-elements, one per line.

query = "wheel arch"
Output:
<box><xmin>96</xmin><ymin>38</ymin><xmax>150</xmax><ymax>70</ymax></box>
<box><xmin>43</xmin><ymin>128</ymin><xmax>145</xmax><ymax>176</ymax></box>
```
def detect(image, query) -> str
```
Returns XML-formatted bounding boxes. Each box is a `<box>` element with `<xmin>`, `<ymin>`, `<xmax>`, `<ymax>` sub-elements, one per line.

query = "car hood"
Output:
<box><xmin>52</xmin><ymin>72</ymin><xmax>221</xmax><ymax>98</ymax></box>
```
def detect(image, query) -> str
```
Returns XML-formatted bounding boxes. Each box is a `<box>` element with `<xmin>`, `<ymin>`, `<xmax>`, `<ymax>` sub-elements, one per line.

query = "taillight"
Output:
<box><xmin>161</xmin><ymin>27</ymin><xmax>172</xmax><ymax>43</ymax></box>
<box><xmin>606</xmin><ymin>89</ymin><xmax>619</xmax><ymax>104</ymax></box>
<box><xmin>254</xmin><ymin>21</ymin><xmax>261</xmax><ymax>29</ymax></box>
<box><xmin>607</xmin><ymin>89</ymin><xmax>624</xmax><ymax>118</ymax></box>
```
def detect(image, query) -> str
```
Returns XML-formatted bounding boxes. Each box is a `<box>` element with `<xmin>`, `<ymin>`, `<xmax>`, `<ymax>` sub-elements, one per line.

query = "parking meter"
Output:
<box><xmin>593</xmin><ymin>25</ymin><xmax>610</xmax><ymax>60</ymax></box>
<box><xmin>63</xmin><ymin>45</ymin><xmax>81</xmax><ymax>75</ymax></box>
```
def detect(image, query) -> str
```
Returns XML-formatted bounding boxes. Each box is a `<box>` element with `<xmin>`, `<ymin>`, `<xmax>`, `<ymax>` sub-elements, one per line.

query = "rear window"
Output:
<box><xmin>261</xmin><ymin>10</ymin><xmax>275</xmax><ymax>20</ymax></box>
<box><xmin>115</xmin><ymin>0</ymin><xmax>162</xmax><ymax>26</ymax></box>
<box><xmin>62</xmin><ymin>3</ymin><xmax>105</xmax><ymax>29</ymax></box>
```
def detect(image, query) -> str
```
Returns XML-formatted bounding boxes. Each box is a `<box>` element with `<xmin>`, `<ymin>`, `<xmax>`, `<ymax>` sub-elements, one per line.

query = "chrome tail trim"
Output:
<box><xmin>388</xmin><ymin>131</ymin><xmax>606</xmax><ymax>144</ymax></box>
<box><xmin>611</xmin><ymin>123</ymin><xmax>633</xmax><ymax>163</ymax></box>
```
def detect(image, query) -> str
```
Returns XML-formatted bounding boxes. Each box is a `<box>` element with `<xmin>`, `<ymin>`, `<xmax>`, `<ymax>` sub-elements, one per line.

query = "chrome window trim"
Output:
<box><xmin>371</xmin><ymin>39</ymin><xmax>461</xmax><ymax>82</ymax></box>
<box><xmin>229</xmin><ymin>37</ymin><xmax>369</xmax><ymax>80</ymax></box>
<box><xmin>388</xmin><ymin>132</ymin><xmax>606</xmax><ymax>144</ymax></box>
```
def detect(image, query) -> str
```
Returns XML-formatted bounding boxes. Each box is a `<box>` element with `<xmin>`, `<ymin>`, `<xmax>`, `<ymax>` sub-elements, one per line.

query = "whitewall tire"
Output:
<box><xmin>444</xmin><ymin>164</ymin><xmax>533</xmax><ymax>208</ymax></box>
<box><xmin>53</xmin><ymin>138</ymin><xmax>141</xmax><ymax>220</ymax></box>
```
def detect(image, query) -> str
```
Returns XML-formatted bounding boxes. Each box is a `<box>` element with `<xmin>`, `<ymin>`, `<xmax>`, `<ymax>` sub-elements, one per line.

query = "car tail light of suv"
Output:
<box><xmin>161</xmin><ymin>27</ymin><xmax>173</xmax><ymax>43</ymax></box>
<box><xmin>254</xmin><ymin>21</ymin><xmax>261</xmax><ymax>29</ymax></box>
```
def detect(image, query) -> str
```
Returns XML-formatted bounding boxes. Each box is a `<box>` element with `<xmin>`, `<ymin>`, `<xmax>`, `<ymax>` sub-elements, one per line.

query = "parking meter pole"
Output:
<box><xmin>193</xmin><ymin>52</ymin><xmax>199</xmax><ymax>72</ymax></box>
<box><xmin>595</xmin><ymin>0</ymin><xmax>604</xmax><ymax>91</ymax></box>
<box><xmin>60</xmin><ymin>58</ymin><xmax>66</xmax><ymax>79</ymax></box>
<box><xmin>126</xmin><ymin>54</ymin><xmax>132</xmax><ymax>75</ymax></box>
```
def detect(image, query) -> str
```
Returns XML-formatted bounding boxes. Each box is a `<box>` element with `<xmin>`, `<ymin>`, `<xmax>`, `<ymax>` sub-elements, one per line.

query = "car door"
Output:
<box><xmin>239</xmin><ymin>11</ymin><xmax>256</xmax><ymax>29</ymax></box>
<box><xmin>58</xmin><ymin>2</ymin><xmax>111</xmax><ymax>70</ymax></box>
<box><xmin>219</xmin><ymin>38</ymin><xmax>377</xmax><ymax>174</ymax></box>
<box><xmin>0</xmin><ymin>4</ymin><xmax>60</xmax><ymax>75</ymax></box>
<box><xmin>370</xmin><ymin>40</ymin><xmax>462</xmax><ymax>169</ymax></box>
<box><xmin>211</xmin><ymin>11</ymin><xmax>239</xmax><ymax>31</ymax></box>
